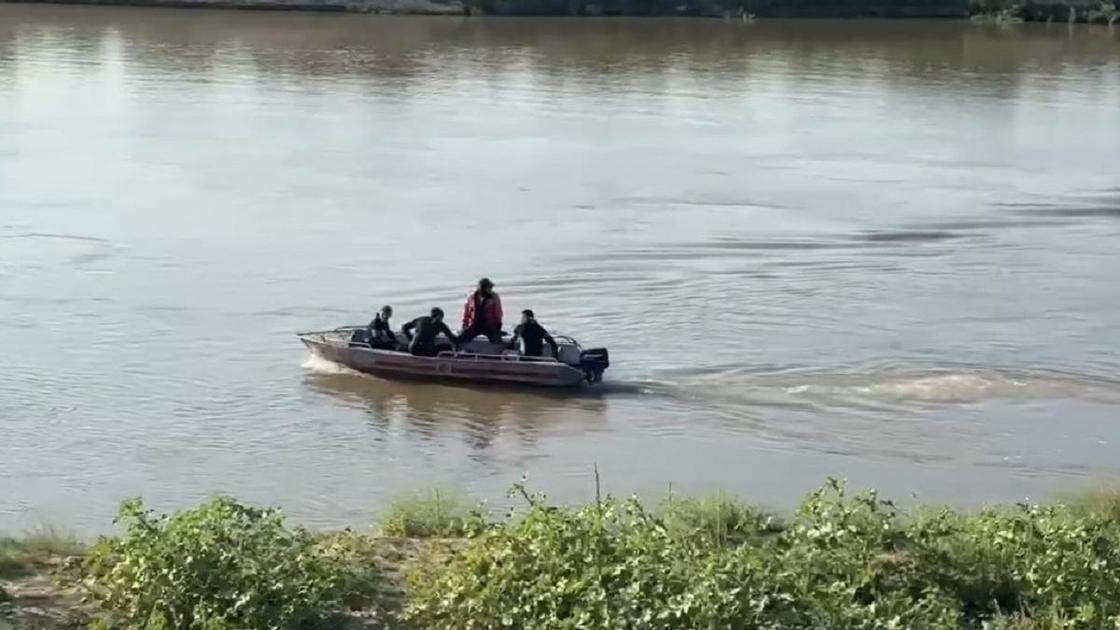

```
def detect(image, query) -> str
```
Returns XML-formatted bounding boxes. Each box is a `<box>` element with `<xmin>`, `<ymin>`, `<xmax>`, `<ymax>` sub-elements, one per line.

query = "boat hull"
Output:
<box><xmin>300</xmin><ymin>336</ymin><xmax>588</xmax><ymax>387</ymax></box>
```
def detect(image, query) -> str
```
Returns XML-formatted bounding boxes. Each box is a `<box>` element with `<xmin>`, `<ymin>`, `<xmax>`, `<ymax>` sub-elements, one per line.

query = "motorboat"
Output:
<box><xmin>297</xmin><ymin>327</ymin><xmax>609</xmax><ymax>388</ymax></box>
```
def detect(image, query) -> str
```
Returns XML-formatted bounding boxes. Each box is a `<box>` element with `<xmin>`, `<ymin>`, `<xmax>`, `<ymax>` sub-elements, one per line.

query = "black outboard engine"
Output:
<box><xmin>579</xmin><ymin>348</ymin><xmax>610</xmax><ymax>383</ymax></box>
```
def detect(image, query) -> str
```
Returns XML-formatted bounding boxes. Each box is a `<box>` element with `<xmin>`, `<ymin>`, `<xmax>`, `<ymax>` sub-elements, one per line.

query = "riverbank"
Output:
<box><xmin>4</xmin><ymin>482</ymin><xmax>1120</xmax><ymax>628</ymax></box>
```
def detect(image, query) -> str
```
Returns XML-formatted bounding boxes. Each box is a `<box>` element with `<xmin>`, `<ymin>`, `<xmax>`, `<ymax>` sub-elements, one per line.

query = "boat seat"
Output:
<box><xmin>460</xmin><ymin>339</ymin><xmax>508</xmax><ymax>355</ymax></box>
<box><xmin>556</xmin><ymin>344</ymin><xmax>580</xmax><ymax>365</ymax></box>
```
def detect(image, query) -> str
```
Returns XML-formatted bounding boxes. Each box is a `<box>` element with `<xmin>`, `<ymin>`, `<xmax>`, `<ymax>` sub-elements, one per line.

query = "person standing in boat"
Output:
<box><xmin>459</xmin><ymin>277</ymin><xmax>503</xmax><ymax>344</ymax></box>
<box><xmin>401</xmin><ymin>307</ymin><xmax>458</xmax><ymax>357</ymax></box>
<box><xmin>366</xmin><ymin>305</ymin><xmax>397</xmax><ymax>350</ymax></box>
<box><xmin>508</xmin><ymin>309</ymin><xmax>559</xmax><ymax>358</ymax></box>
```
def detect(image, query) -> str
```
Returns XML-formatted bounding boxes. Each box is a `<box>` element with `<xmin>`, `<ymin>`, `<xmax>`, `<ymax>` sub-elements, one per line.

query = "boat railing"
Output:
<box><xmin>297</xmin><ymin>326</ymin><xmax>376</xmax><ymax>343</ymax></box>
<box><xmin>552</xmin><ymin>335</ymin><xmax>582</xmax><ymax>348</ymax></box>
<box><xmin>296</xmin><ymin>326</ymin><xmax>363</xmax><ymax>337</ymax></box>
<box><xmin>438</xmin><ymin>350</ymin><xmax>559</xmax><ymax>363</ymax></box>
<box><xmin>300</xmin><ymin>328</ymin><xmax>578</xmax><ymax>362</ymax></box>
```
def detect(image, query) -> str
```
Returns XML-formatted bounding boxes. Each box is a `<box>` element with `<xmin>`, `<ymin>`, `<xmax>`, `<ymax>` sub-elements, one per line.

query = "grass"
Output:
<box><xmin>377</xmin><ymin>485</ymin><xmax>785</xmax><ymax>543</ymax></box>
<box><xmin>378</xmin><ymin>488</ymin><xmax>482</xmax><ymax>538</ymax></box>
<box><xmin>0</xmin><ymin>526</ymin><xmax>83</xmax><ymax>579</ymax></box>
<box><xmin>659</xmin><ymin>489</ymin><xmax>783</xmax><ymax>546</ymax></box>
<box><xmin>1057</xmin><ymin>483</ymin><xmax>1120</xmax><ymax>520</ymax></box>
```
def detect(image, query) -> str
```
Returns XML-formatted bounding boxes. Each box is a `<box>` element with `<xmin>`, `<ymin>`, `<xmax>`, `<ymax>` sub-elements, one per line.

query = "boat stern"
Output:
<box><xmin>578</xmin><ymin>347</ymin><xmax>610</xmax><ymax>383</ymax></box>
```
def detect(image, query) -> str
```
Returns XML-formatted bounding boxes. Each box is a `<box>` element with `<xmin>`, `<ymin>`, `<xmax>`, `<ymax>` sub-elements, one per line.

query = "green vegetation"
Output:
<box><xmin>407</xmin><ymin>479</ymin><xmax>1120</xmax><ymax>628</ymax></box>
<box><xmin>0</xmin><ymin>526</ymin><xmax>82</xmax><ymax>578</ymax></box>
<box><xmin>1059</xmin><ymin>484</ymin><xmax>1120</xmax><ymax>521</ymax></box>
<box><xmin>3</xmin><ymin>480</ymin><xmax>1118</xmax><ymax>628</ymax></box>
<box><xmin>969</xmin><ymin>0</ymin><xmax>1024</xmax><ymax>19</ymax></box>
<box><xmin>378</xmin><ymin>488</ymin><xmax>483</xmax><ymax>538</ymax></box>
<box><xmin>969</xmin><ymin>0</ymin><xmax>1118</xmax><ymax>22</ymax></box>
<box><xmin>80</xmin><ymin>497</ymin><xmax>378</xmax><ymax>629</ymax></box>
<box><xmin>659</xmin><ymin>489</ymin><xmax>782</xmax><ymax>546</ymax></box>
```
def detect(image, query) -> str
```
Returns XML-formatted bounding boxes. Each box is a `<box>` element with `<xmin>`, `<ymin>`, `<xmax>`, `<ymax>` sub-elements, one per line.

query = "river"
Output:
<box><xmin>1</xmin><ymin>5</ymin><xmax>1118</xmax><ymax>532</ymax></box>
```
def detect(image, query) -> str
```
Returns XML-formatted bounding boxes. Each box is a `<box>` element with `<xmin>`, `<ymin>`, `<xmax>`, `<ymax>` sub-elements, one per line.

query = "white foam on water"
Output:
<box><xmin>787</xmin><ymin>373</ymin><xmax>1038</xmax><ymax>404</ymax></box>
<box><xmin>664</xmin><ymin>367</ymin><xmax>1120</xmax><ymax>411</ymax></box>
<box><xmin>301</xmin><ymin>353</ymin><xmax>360</xmax><ymax>376</ymax></box>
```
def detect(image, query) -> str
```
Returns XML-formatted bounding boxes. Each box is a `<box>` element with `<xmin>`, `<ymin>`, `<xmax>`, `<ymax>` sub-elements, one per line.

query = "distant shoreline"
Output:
<box><xmin>2</xmin><ymin>0</ymin><xmax>1116</xmax><ymax>22</ymax></box>
<box><xmin>0</xmin><ymin>0</ymin><xmax>957</xmax><ymax>18</ymax></box>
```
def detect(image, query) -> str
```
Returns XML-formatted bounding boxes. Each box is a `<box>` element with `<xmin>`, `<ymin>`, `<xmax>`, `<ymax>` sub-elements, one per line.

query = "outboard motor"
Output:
<box><xmin>579</xmin><ymin>348</ymin><xmax>610</xmax><ymax>383</ymax></box>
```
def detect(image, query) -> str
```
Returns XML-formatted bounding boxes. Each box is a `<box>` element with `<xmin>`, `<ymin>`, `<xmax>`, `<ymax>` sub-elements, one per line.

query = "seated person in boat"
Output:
<box><xmin>401</xmin><ymin>307</ymin><xmax>459</xmax><ymax>357</ymax></box>
<box><xmin>366</xmin><ymin>305</ymin><xmax>398</xmax><ymax>350</ymax></box>
<box><xmin>459</xmin><ymin>277</ymin><xmax>503</xmax><ymax>344</ymax></box>
<box><xmin>508</xmin><ymin>309</ymin><xmax>559</xmax><ymax>358</ymax></box>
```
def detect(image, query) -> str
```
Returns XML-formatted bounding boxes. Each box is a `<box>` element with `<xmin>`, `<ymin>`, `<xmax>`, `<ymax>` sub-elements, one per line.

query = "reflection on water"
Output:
<box><xmin>1</xmin><ymin>5</ymin><xmax>1119</xmax><ymax>532</ymax></box>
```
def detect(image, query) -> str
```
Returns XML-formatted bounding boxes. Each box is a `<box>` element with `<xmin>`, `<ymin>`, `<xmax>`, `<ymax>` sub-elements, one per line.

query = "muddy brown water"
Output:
<box><xmin>2</xmin><ymin>6</ymin><xmax>1119</xmax><ymax>532</ymax></box>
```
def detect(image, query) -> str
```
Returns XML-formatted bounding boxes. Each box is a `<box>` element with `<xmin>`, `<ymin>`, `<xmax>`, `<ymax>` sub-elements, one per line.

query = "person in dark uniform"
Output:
<box><xmin>508</xmin><ymin>309</ymin><xmax>559</xmax><ymax>358</ymax></box>
<box><xmin>401</xmin><ymin>307</ymin><xmax>458</xmax><ymax>357</ymax></box>
<box><xmin>366</xmin><ymin>305</ymin><xmax>397</xmax><ymax>350</ymax></box>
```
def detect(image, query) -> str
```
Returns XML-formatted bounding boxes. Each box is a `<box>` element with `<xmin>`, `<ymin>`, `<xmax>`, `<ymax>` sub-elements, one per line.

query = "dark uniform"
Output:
<box><xmin>401</xmin><ymin>316</ymin><xmax>457</xmax><ymax>357</ymax></box>
<box><xmin>510</xmin><ymin>320</ymin><xmax>559</xmax><ymax>358</ymax></box>
<box><xmin>366</xmin><ymin>314</ymin><xmax>397</xmax><ymax>350</ymax></box>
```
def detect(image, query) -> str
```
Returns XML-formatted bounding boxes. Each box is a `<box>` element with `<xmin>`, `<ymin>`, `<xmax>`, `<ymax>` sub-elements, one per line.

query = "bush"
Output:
<box><xmin>406</xmin><ymin>487</ymin><xmax>741</xmax><ymax>629</ymax></box>
<box><xmin>405</xmin><ymin>480</ymin><xmax>1120</xmax><ymax>629</ymax></box>
<box><xmin>81</xmin><ymin>497</ymin><xmax>378</xmax><ymax>629</ymax></box>
<box><xmin>379</xmin><ymin>489</ymin><xmax>483</xmax><ymax>538</ymax></box>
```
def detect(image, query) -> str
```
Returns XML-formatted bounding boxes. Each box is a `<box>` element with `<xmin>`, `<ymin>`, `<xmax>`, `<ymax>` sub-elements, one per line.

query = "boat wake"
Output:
<box><xmin>653</xmin><ymin>366</ymin><xmax>1120</xmax><ymax>411</ymax></box>
<box><xmin>784</xmin><ymin>372</ymin><xmax>1077</xmax><ymax>405</ymax></box>
<box><xmin>301</xmin><ymin>349</ymin><xmax>1120</xmax><ymax>412</ymax></box>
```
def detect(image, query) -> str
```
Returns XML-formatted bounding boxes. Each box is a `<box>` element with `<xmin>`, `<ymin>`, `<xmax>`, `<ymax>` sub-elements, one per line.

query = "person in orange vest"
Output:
<box><xmin>459</xmin><ymin>277</ymin><xmax>503</xmax><ymax>344</ymax></box>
